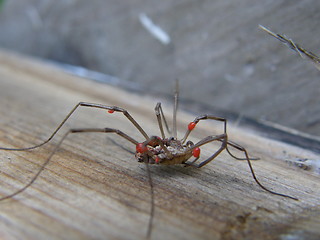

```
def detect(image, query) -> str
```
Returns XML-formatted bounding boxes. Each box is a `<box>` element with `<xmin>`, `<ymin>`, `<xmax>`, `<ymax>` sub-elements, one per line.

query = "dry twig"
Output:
<box><xmin>259</xmin><ymin>25</ymin><xmax>320</xmax><ymax>70</ymax></box>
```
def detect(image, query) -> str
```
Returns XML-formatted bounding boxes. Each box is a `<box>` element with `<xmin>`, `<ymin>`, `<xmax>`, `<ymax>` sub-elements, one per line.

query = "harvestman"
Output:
<box><xmin>0</xmin><ymin>82</ymin><xmax>298</xmax><ymax>238</ymax></box>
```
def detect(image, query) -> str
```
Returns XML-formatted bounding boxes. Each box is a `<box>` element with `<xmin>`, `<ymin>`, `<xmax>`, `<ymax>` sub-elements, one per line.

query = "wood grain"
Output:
<box><xmin>0</xmin><ymin>50</ymin><xmax>319</xmax><ymax>240</ymax></box>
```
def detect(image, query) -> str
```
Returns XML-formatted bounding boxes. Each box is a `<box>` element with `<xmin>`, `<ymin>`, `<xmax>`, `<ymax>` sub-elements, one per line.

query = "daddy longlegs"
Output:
<box><xmin>0</xmin><ymin>81</ymin><xmax>298</xmax><ymax>238</ymax></box>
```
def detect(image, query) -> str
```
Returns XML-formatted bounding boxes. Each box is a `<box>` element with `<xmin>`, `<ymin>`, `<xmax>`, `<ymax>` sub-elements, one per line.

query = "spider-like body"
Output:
<box><xmin>135</xmin><ymin>137</ymin><xmax>197</xmax><ymax>165</ymax></box>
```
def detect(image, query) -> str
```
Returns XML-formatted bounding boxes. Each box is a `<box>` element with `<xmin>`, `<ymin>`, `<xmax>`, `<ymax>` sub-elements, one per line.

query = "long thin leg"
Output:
<box><xmin>154</xmin><ymin>103</ymin><xmax>171</xmax><ymax>139</ymax></box>
<box><xmin>144</xmin><ymin>162</ymin><xmax>154</xmax><ymax>239</ymax></box>
<box><xmin>181</xmin><ymin>115</ymin><xmax>227</xmax><ymax>144</ymax></box>
<box><xmin>70</xmin><ymin>127</ymin><xmax>139</xmax><ymax>145</ymax></box>
<box><xmin>185</xmin><ymin>132</ymin><xmax>298</xmax><ymax>200</ymax></box>
<box><xmin>0</xmin><ymin>102</ymin><xmax>148</xmax><ymax>151</ymax></box>
<box><xmin>226</xmin><ymin>141</ymin><xmax>298</xmax><ymax>200</ymax></box>
<box><xmin>184</xmin><ymin>134</ymin><xmax>227</xmax><ymax>167</ymax></box>
<box><xmin>172</xmin><ymin>80</ymin><xmax>179</xmax><ymax>139</ymax></box>
<box><xmin>179</xmin><ymin>114</ymin><xmax>257</xmax><ymax>161</ymax></box>
<box><xmin>181</xmin><ymin>114</ymin><xmax>260</xmax><ymax>162</ymax></box>
<box><xmin>225</xmin><ymin>140</ymin><xmax>259</xmax><ymax>161</ymax></box>
<box><xmin>0</xmin><ymin>127</ymin><xmax>138</xmax><ymax>201</ymax></box>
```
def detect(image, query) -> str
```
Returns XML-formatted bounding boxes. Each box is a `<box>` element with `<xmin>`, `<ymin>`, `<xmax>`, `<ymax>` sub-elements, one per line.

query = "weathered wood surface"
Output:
<box><xmin>0</xmin><ymin>50</ymin><xmax>319</xmax><ymax>240</ymax></box>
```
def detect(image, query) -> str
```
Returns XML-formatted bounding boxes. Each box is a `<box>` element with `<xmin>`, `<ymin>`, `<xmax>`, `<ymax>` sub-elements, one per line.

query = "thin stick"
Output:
<box><xmin>259</xmin><ymin>25</ymin><xmax>320</xmax><ymax>70</ymax></box>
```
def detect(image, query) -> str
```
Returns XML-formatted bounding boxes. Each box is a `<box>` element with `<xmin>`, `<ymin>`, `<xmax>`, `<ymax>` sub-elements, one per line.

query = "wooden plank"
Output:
<box><xmin>0</xmin><ymin>50</ymin><xmax>319</xmax><ymax>240</ymax></box>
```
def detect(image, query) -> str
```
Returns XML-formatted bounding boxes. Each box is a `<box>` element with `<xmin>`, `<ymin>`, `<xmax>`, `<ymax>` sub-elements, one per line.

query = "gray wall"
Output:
<box><xmin>0</xmin><ymin>0</ymin><xmax>319</xmax><ymax>135</ymax></box>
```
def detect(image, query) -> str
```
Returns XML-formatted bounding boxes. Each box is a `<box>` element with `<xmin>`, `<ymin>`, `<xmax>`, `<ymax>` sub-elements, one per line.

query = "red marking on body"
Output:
<box><xmin>192</xmin><ymin>147</ymin><xmax>201</xmax><ymax>158</ymax></box>
<box><xmin>188</xmin><ymin>122</ymin><xmax>196</xmax><ymax>131</ymax></box>
<box><xmin>155</xmin><ymin>156</ymin><xmax>160</xmax><ymax>164</ymax></box>
<box><xmin>136</xmin><ymin>143</ymin><xmax>148</xmax><ymax>153</ymax></box>
<box><xmin>108</xmin><ymin>109</ymin><xmax>115</xmax><ymax>113</ymax></box>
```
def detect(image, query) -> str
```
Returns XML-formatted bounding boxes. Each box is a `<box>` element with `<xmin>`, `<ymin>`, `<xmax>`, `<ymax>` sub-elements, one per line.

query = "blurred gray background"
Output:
<box><xmin>0</xmin><ymin>0</ymin><xmax>319</xmax><ymax>136</ymax></box>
